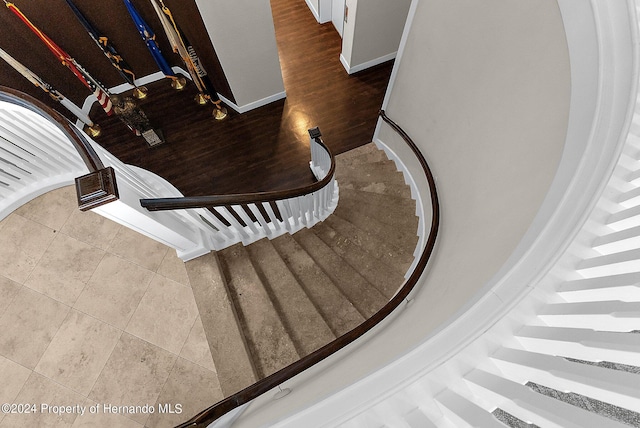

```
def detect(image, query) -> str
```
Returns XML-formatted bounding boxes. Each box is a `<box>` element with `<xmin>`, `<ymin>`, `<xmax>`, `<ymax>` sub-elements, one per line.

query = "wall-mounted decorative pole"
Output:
<box><xmin>122</xmin><ymin>0</ymin><xmax>186</xmax><ymax>91</ymax></box>
<box><xmin>64</xmin><ymin>0</ymin><xmax>148</xmax><ymax>99</ymax></box>
<box><xmin>0</xmin><ymin>46</ymin><xmax>101</xmax><ymax>136</ymax></box>
<box><xmin>151</xmin><ymin>0</ymin><xmax>227</xmax><ymax>120</ymax></box>
<box><xmin>3</xmin><ymin>1</ymin><xmax>113</xmax><ymax>116</ymax></box>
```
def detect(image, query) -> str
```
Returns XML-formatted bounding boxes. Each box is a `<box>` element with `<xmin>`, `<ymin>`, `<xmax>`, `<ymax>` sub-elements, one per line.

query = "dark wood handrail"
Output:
<box><xmin>0</xmin><ymin>86</ymin><xmax>104</xmax><ymax>172</ymax></box>
<box><xmin>175</xmin><ymin>110</ymin><xmax>440</xmax><ymax>428</ymax></box>
<box><xmin>139</xmin><ymin>131</ymin><xmax>336</xmax><ymax>211</ymax></box>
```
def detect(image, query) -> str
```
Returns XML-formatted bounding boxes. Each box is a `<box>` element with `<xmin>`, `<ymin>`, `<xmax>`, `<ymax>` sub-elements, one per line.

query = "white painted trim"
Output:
<box><xmin>372</xmin><ymin>137</ymin><xmax>425</xmax><ymax>280</ymax></box>
<box><xmin>218</xmin><ymin>91</ymin><xmax>286</xmax><ymax>114</ymax></box>
<box><xmin>340</xmin><ymin>52</ymin><xmax>397</xmax><ymax>75</ymax></box>
<box><xmin>76</xmin><ymin>65</ymin><xmax>284</xmax><ymax>124</ymax></box>
<box><xmin>318</xmin><ymin>0</ymin><xmax>332</xmax><ymax>23</ymax></box>
<box><xmin>176</xmin><ymin>233</ymin><xmax>213</xmax><ymax>261</ymax></box>
<box><xmin>305</xmin><ymin>0</ymin><xmax>321</xmax><ymax>23</ymax></box>
<box><xmin>377</xmin><ymin>0</ymin><xmax>420</xmax><ymax>116</ymax></box>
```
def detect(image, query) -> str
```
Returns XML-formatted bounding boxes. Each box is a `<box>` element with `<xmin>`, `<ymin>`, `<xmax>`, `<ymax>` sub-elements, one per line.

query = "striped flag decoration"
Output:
<box><xmin>70</xmin><ymin>58</ymin><xmax>113</xmax><ymax>115</ymax></box>
<box><xmin>3</xmin><ymin>1</ymin><xmax>113</xmax><ymax>115</ymax></box>
<box><xmin>123</xmin><ymin>0</ymin><xmax>184</xmax><ymax>89</ymax></box>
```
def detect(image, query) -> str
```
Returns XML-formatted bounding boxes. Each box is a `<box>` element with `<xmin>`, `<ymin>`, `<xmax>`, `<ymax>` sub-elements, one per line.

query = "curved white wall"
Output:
<box><xmin>375</xmin><ymin>0</ymin><xmax>571</xmax><ymax>350</ymax></box>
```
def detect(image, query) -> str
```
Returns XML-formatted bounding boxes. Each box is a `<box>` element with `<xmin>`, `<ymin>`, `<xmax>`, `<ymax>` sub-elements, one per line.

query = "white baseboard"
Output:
<box><xmin>340</xmin><ymin>52</ymin><xmax>397</xmax><ymax>75</ymax></box>
<box><xmin>372</xmin><ymin>137</ymin><xmax>425</xmax><ymax>279</ymax></box>
<box><xmin>305</xmin><ymin>0</ymin><xmax>321</xmax><ymax>23</ymax></box>
<box><xmin>218</xmin><ymin>91</ymin><xmax>287</xmax><ymax>114</ymax></box>
<box><xmin>77</xmin><ymin>67</ymin><xmax>285</xmax><ymax>127</ymax></box>
<box><xmin>78</xmin><ymin>67</ymin><xmax>190</xmax><ymax>128</ymax></box>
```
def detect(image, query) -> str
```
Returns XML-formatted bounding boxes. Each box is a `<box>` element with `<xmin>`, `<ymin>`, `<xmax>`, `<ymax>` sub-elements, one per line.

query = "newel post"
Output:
<box><xmin>75</xmin><ymin>167</ymin><xmax>119</xmax><ymax>211</ymax></box>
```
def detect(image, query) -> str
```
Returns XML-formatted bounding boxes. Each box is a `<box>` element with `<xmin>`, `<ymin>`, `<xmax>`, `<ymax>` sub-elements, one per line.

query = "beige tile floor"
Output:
<box><xmin>0</xmin><ymin>186</ymin><xmax>223</xmax><ymax>428</ymax></box>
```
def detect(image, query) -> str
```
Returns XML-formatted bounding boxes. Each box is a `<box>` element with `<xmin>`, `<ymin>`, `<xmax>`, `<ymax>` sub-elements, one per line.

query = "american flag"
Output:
<box><xmin>70</xmin><ymin>59</ymin><xmax>113</xmax><ymax>115</ymax></box>
<box><xmin>5</xmin><ymin>1</ymin><xmax>113</xmax><ymax>116</ymax></box>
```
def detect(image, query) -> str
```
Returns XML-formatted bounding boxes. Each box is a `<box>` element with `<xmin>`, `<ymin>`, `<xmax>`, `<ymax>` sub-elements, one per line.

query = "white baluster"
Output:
<box><xmin>2</xmin><ymin>111</ymin><xmax>80</xmax><ymax>168</ymax></box>
<box><xmin>607</xmin><ymin>205</ymin><xmax>640</xmax><ymax>230</ymax></box>
<box><xmin>403</xmin><ymin>408</ymin><xmax>439</xmax><ymax>428</ymax></box>
<box><xmin>0</xmin><ymin>171</ymin><xmax>24</xmax><ymax>189</ymax></box>
<box><xmin>593</xmin><ymin>225</ymin><xmax>640</xmax><ymax>254</ymax></box>
<box><xmin>558</xmin><ymin>273</ymin><xmax>640</xmax><ymax>302</ymax></box>
<box><xmin>537</xmin><ymin>301</ymin><xmax>640</xmax><ymax>331</ymax></box>
<box><xmin>300</xmin><ymin>194</ymin><xmax>312</xmax><ymax>225</ymax></box>
<box><xmin>247</xmin><ymin>203</ymin><xmax>273</xmax><ymax>237</ymax></box>
<box><xmin>263</xmin><ymin>202</ymin><xmax>282</xmax><ymax>232</ymax></box>
<box><xmin>434</xmin><ymin>388</ymin><xmax>507</xmax><ymax>428</ymax></box>
<box><xmin>214</xmin><ymin>206</ymin><xmax>250</xmax><ymax>242</ymax></box>
<box><xmin>290</xmin><ymin>197</ymin><xmax>304</xmax><ymax>226</ymax></box>
<box><xmin>0</xmin><ymin>184</ymin><xmax>14</xmax><ymax>198</ymax></box>
<box><xmin>0</xmin><ymin>160</ymin><xmax>37</xmax><ymax>185</ymax></box>
<box><xmin>233</xmin><ymin>204</ymin><xmax>260</xmax><ymax>236</ymax></box>
<box><xmin>275</xmin><ymin>199</ymin><xmax>294</xmax><ymax>231</ymax></box>
<box><xmin>490</xmin><ymin>347</ymin><xmax>640</xmax><ymax>411</ymax></box>
<box><xmin>577</xmin><ymin>249</ymin><xmax>640</xmax><ymax>277</ymax></box>
<box><xmin>625</xmin><ymin>168</ymin><xmax>640</xmax><ymax>186</ymax></box>
<box><xmin>464</xmin><ymin>369</ymin><xmax>627</xmax><ymax>428</ymax></box>
<box><xmin>0</xmin><ymin>126</ymin><xmax>67</xmax><ymax>175</ymax></box>
<box><xmin>193</xmin><ymin>208</ymin><xmax>236</xmax><ymax>240</ymax></box>
<box><xmin>617</xmin><ymin>187</ymin><xmax>640</xmax><ymax>208</ymax></box>
<box><xmin>515</xmin><ymin>326</ymin><xmax>640</xmax><ymax>366</ymax></box>
<box><xmin>313</xmin><ymin>191</ymin><xmax>320</xmax><ymax>220</ymax></box>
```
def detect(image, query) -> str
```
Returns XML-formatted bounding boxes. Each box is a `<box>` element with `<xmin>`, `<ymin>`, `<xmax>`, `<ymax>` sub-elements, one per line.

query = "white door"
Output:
<box><xmin>332</xmin><ymin>0</ymin><xmax>344</xmax><ymax>37</ymax></box>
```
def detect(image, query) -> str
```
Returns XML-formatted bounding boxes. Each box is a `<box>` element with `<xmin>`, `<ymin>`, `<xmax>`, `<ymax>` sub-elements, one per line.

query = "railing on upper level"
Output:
<box><xmin>0</xmin><ymin>86</ymin><xmax>118</xmax><ymax>219</ymax></box>
<box><xmin>139</xmin><ymin>127</ymin><xmax>339</xmax><ymax>252</ymax></box>
<box><xmin>173</xmin><ymin>110</ymin><xmax>439</xmax><ymax>428</ymax></box>
<box><xmin>0</xmin><ymin>87</ymin><xmax>339</xmax><ymax>260</ymax></box>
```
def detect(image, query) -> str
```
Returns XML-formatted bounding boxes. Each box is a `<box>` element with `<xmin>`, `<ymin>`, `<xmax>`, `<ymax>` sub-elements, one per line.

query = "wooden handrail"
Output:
<box><xmin>139</xmin><ymin>133</ymin><xmax>336</xmax><ymax>211</ymax></box>
<box><xmin>175</xmin><ymin>110</ymin><xmax>440</xmax><ymax>428</ymax></box>
<box><xmin>0</xmin><ymin>87</ymin><xmax>104</xmax><ymax>172</ymax></box>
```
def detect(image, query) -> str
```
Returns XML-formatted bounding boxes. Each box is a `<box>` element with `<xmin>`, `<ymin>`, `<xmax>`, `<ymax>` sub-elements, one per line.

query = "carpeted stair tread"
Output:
<box><xmin>292</xmin><ymin>228</ymin><xmax>388</xmax><ymax>318</ymax></box>
<box><xmin>218</xmin><ymin>243</ymin><xmax>300</xmax><ymax>378</ymax></box>
<box><xmin>332</xmin><ymin>207</ymin><xmax>418</xmax><ymax>265</ymax></box>
<box><xmin>322</xmin><ymin>214</ymin><xmax>415</xmax><ymax>275</ymax></box>
<box><xmin>245</xmin><ymin>238</ymin><xmax>336</xmax><ymax>356</ymax></box>
<box><xmin>334</xmin><ymin>191</ymin><xmax>418</xmax><ymax>231</ymax></box>
<box><xmin>339</xmin><ymin>177</ymin><xmax>412</xmax><ymax>199</ymax></box>
<box><xmin>311</xmin><ymin>221</ymin><xmax>407</xmax><ymax>299</ymax></box>
<box><xmin>185</xmin><ymin>252</ymin><xmax>257</xmax><ymax>397</ymax></box>
<box><xmin>335</xmin><ymin>160</ymin><xmax>402</xmax><ymax>185</ymax></box>
<box><xmin>335</xmin><ymin>143</ymin><xmax>390</xmax><ymax>165</ymax></box>
<box><xmin>340</xmin><ymin>187</ymin><xmax>417</xmax><ymax>213</ymax></box>
<box><xmin>271</xmin><ymin>234</ymin><xmax>365</xmax><ymax>337</ymax></box>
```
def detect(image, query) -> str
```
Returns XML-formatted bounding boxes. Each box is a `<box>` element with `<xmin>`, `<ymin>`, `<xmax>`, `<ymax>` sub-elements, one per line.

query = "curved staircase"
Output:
<box><xmin>185</xmin><ymin>142</ymin><xmax>420</xmax><ymax>397</ymax></box>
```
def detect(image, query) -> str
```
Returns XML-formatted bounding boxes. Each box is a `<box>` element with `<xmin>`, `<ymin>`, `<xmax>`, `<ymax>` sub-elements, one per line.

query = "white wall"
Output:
<box><xmin>340</xmin><ymin>0</ymin><xmax>412</xmax><ymax>73</ymax></box>
<box><xmin>195</xmin><ymin>0</ymin><xmax>285</xmax><ymax>111</ymax></box>
<box><xmin>376</xmin><ymin>0</ymin><xmax>570</xmax><ymax>349</ymax></box>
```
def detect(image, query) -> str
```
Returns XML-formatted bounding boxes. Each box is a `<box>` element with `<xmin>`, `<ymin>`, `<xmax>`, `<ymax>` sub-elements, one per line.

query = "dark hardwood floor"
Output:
<box><xmin>93</xmin><ymin>0</ymin><xmax>393</xmax><ymax>196</ymax></box>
